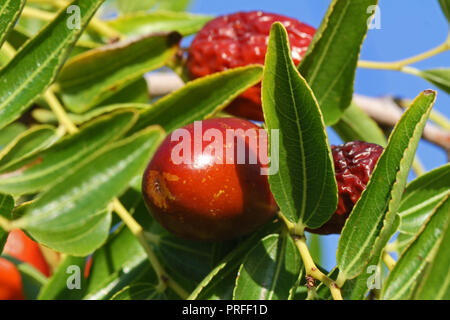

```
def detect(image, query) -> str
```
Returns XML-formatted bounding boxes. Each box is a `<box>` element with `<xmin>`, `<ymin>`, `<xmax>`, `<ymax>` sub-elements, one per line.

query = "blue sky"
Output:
<box><xmin>189</xmin><ymin>0</ymin><xmax>450</xmax><ymax>270</ymax></box>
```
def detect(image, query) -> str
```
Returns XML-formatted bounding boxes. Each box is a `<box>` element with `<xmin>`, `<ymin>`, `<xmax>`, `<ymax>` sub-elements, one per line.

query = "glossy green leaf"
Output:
<box><xmin>398</xmin><ymin>163</ymin><xmax>450</xmax><ymax>235</ymax></box>
<box><xmin>337</xmin><ymin>90</ymin><xmax>437</xmax><ymax>279</ymax></box>
<box><xmin>262</xmin><ymin>23</ymin><xmax>337</xmax><ymax>227</ymax></box>
<box><xmin>1</xmin><ymin>255</ymin><xmax>47</xmax><ymax>299</ymax></box>
<box><xmin>0</xmin><ymin>0</ymin><xmax>25</xmax><ymax>47</ymax></box>
<box><xmin>0</xmin><ymin>125</ymin><xmax>57</xmax><ymax>171</ymax></box>
<box><xmin>57</xmin><ymin>32</ymin><xmax>179</xmax><ymax>113</ymax></box>
<box><xmin>299</xmin><ymin>0</ymin><xmax>378</xmax><ymax>125</ymax></box>
<box><xmin>414</xmin><ymin>202</ymin><xmax>450</xmax><ymax>300</ymax></box>
<box><xmin>233</xmin><ymin>233</ymin><xmax>302</xmax><ymax>300</ymax></box>
<box><xmin>135</xmin><ymin>65</ymin><xmax>263</xmax><ymax>133</ymax></box>
<box><xmin>419</xmin><ymin>68</ymin><xmax>450</xmax><ymax>94</ymax></box>
<box><xmin>111</xmin><ymin>283</ymin><xmax>166</xmax><ymax>300</ymax></box>
<box><xmin>332</xmin><ymin>102</ymin><xmax>387</xmax><ymax>146</ymax></box>
<box><xmin>0</xmin><ymin>193</ymin><xmax>14</xmax><ymax>252</ymax></box>
<box><xmin>115</xmin><ymin>0</ymin><xmax>157</xmax><ymax>13</ymax></box>
<box><xmin>157</xmin><ymin>0</ymin><xmax>191</xmax><ymax>12</ymax></box>
<box><xmin>188</xmin><ymin>222</ymin><xmax>281</xmax><ymax>300</ymax></box>
<box><xmin>0</xmin><ymin>110</ymin><xmax>138</xmax><ymax>195</ymax></box>
<box><xmin>15</xmin><ymin>126</ymin><xmax>165</xmax><ymax>256</ymax></box>
<box><xmin>33</xmin><ymin>103</ymin><xmax>148</xmax><ymax>126</ymax></box>
<box><xmin>439</xmin><ymin>0</ymin><xmax>450</xmax><ymax>23</ymax></box>
<box><xmin>38</xmin><ymin>255</ymin><xmax>88</xmax><ymax>300</ymax></box>
<box><xmin>382</xmin><ymin>196</ymin><xmax>450</xmax><ymax>300</ymax></box>
<box><xmin>107</xmin><ymin>11</ymin><xmax>212</xmax><ymax>37</ymax></box>
<box><xmin>0</xmin><ymin>123</ymin><xmax>26</xmax><ymax>148</ymax></box>
<box><xmin>0</xmin><ymin>0</ymin><xmax>105</xmax><ymax>129</ymax></box>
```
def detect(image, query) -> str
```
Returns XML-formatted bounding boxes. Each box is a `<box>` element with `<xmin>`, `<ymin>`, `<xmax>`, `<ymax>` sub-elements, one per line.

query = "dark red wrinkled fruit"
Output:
<box><xmin>187</xmin><ymin>11</ymin><xmax>316</xmax><ymax>121</ymax></box>
<box><xmin>142</xmin><ymin>118</ymin><xmax>278</xmax><ymax>241</ymax></box>
<box><xmin>308</xmin><ymin>141</ymin><xmax>384</xmax><ymax>235</ymax></box>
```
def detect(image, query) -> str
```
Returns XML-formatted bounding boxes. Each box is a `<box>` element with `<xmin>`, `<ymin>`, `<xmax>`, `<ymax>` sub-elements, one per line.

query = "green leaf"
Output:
<box><xmin>414</xmin><ymin>200</ymin><xmax>450</xmax><ymax>300</ymax></box>
<box><xmin>32</xmin><ymin>103</ymin><xmax>148</xmax><ymax>126</ymax></box>
<box><xmin>0</xmin><ymin>125</ymin><xmax>57</xmax><ymax>171</ymax></box>
<box><xmin>107</xmin><ymin>11</ymin><xmax>212</xmax><ymax>37</ymax></box>
<box><xmin>0</xmin><ymin>109</ymin><xmax>138</xmax><ymax>195</ymax></box>
<box><xmin>0</xmin><ymin>123</ymin><xmax>26</xmax><ymax>148</ymax></box>
<box><xmin>134</xmin><ymin>65</ymin><xmax>263</xmax><ymax>133</ymax></box>
<box><xmin>418</xmin><ymin>68</ymin><xmax>450</xmax><ymax>94</ymax></box>
<box><xmin>0</xmin><ymin>193</ymin><xmax>14</xmax><ymax>252</ymax></box>
<box><xmin>398</xmin><ymin>164</ymin><xmax>450</xmax><ymax>235</ymax></box>
<box><xmin>57</xmin><ymin>32</ymin><xmax>180</xmax><ymax>113</ymax></box>
<box><xmin>382</xmin><ymin>196</ymin><xmax>450</xmax><ymax>300</ymax></box>
<box><xmin>15</xmin><ymin>126</ymin><xmax>165</xmax><ymax>256</ymax></box>
<box><xmin>1</xmin><ymin>255</ymin><xmax>47</xmax><ymax>300</ymax></box>
<box><xmin>233</xmin><ymin>233</ymin><xmax>302</xmax><ymax>300</ymax></box>
<box><xmin>111</xmin><ymin>283</ymin><xmax>166</xmax><ymax>300</ymax></box>
<box><xmin>38</xmin><ymin>255</ymin><xmax>88</xmax><ymax>300</ymax></box>
<box><xmin>439</xmin><ymin>0</ymin><xmax>450</xmax><ymax>23</ymax></box>
<box><xmin>299</xmin><ymin>0</ymin><xmax>378</xmax><ymax>125</ymax></box>
<box><xmin>307</xmin><ymin>233</ymin><xmax>322</xmax><ymax>266</ymax></box>
<box><xmin>262</xmin><ymin>23</ymin><xmax>337</xmax><ymax>227</ymax></box>
<box><xmin>337</xmin><ymin>90</ymin><xmax>437</xmax><ymax>279</ymax></box>
<box><xmin>0</xmin><ymin>0</ymin><xmax>105</xmax><ymax>129</ymax></box>
<box><xmin>115</xmin><ymin>0</ymin><xmax>157</xmax><ymax>13</ymax></box>
<box><xmin>157</xmin><ymin>0</ymin><xmax>192</xmax><ymax>12</ymax></box>
<box><xmin>188</xmin><ymin>222</ymin><xmax>281</xmax><ymax>300</ymax></box>
<box><xmin>0</xmin><ymin>0</ymin><xmax>25</xmax><ymax>47</ymax></box>
<box><xmin>332</xmin><ymin>102</ymin><xmax>387</xmax><ymax>146</ymax></box>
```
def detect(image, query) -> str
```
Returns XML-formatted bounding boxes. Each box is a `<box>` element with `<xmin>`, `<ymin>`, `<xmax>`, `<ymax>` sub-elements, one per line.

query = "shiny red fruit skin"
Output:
<box><xmin>0</xmin><ymin>258</ymin><xmax>24</xmax><ymax>300</ymax></box>
<box><xmin>187</xmin><ymin>11</ymin><xmax>316</xmax><ymax>121</ymax></box>
<box><xmin>3</xmin><ymin>230</ymin><xmax>51</xmax><ymax>277</ymax></box>
<box><xmin>308</xmin><ymin>141</ymin><xmax>384</xmax><ymax>235</ymax></box>
<box><xmin>142</xmin><ymin>118</ymin><xmax>278</xmax><ymax>241</ymax></box>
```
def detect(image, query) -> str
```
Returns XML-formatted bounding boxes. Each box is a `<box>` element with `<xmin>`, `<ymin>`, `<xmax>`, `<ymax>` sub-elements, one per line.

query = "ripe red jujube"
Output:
<box><xmin>307</xmin><ymin>141</ymin><xmax>384</xmax><ymax>234</ymax></box>
<box><xmin>0</xmin><ymin>230</ymin><xmax>52</xmax><ymax>300</ymax></box>
<box><xmin>3</xmin><ymin>230</ymin><xmax>51</xmax><ymax>277</ymax></box>
<box><xmin>187</xmin><ymin>11</ymin><xmax>316</xmax><ymax>121</ymax></box>
<box><xmin>142</xmin><ymin>118</ymin><xmax>278</xmax><ymax>241</ymax></box>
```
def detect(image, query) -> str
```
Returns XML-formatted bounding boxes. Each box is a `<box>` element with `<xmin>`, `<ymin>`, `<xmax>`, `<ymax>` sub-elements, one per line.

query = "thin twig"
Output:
<box><xmin>144</xmin><ymin>73</ymin><xmax>450</xmax><ymax>153</ymax></box>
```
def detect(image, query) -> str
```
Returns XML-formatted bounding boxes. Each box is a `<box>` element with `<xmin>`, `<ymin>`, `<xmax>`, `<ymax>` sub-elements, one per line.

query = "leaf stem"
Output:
<box><xmin>382</xmin><ymin>251</ymin><xmax>396</xmax><ymax>271</ymax></box>
<box><xmin>43</xmin><ymin>89</ymin><xmax>79</xmax><ymax>134</ymax></box>
<box><xmin>358</xmin><ymin>41</ymin><xmax>450</xmax><ymax>71</ymax></box>
<box><xmin>412</xmin><ymin>157</ymin><xmax>426</xmax><ymax>177</ymax></box>
<box><xmin>111</xmin><ymin>199</ymin><xmax>188</xmax><ymax>299</ymax></box>
<box><xmin>293</xmin><ymin>235</ymin><xmax>343</xmax><ymax>300</ymax></box>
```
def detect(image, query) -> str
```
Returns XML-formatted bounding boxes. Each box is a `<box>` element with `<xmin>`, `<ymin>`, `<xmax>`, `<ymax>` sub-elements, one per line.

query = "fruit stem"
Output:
<box><xmin>358</xmin><ymin>40</ymin><xmax>449</xmax><ymax>71</ymax></box>
<box><xmin>111</xmin><ymin>199</ymin><xmax>188</xmax><ymax>299</ymax></box>
<box><xmin>382</xmin><ymin>251</ymin><xmax>396</xmax><ymax>271</ymax></box>
<box><xmin>293</xmin><ymin>235</ymin><xmax>343</xmax><ymax>300</ymax></box>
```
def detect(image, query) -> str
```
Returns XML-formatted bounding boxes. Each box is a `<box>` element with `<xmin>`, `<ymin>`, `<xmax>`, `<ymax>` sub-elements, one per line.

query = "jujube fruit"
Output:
<box><xmin>3</xmin><ymin>229</ymin><xmax>51</xmax><ymax>277</ymax></box>
<box><xmin>142</xmin><ymin>118</ymin><xmax>278</xmax><ymax>241</ymax></box>
<box><xmin>0</xmin><ymin>230</ymin><xmax>52</xmax><ymax>300</ymax></box>
<box><xmin>307</xmin><ymin>141</ymin><xmax>384</xmax><ymax>235</ymax></box>
<box><xmin>187</xmin><ymin>11</ymin><xmax>315</xmax><ymax>121</ymax></box>
<box><xmin>0</xmin><ymin>258</ymin><xmax>24</xmax><ymax>300</ymax></box>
